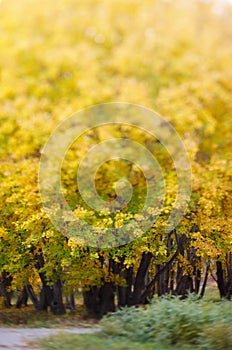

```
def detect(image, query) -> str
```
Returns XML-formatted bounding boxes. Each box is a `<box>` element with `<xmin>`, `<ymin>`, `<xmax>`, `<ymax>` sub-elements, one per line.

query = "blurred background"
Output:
<box><xmin>0</xmin><ymin>0</ymin><xmax>231</xmax><ymax>161</ymax></box>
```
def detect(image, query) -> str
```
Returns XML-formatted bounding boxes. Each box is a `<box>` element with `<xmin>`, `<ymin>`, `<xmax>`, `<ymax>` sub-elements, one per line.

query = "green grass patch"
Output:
<box><xmin>37</xmin><ymin>333</ymin><xmax>178</xmax><ymax>350</ymax></box>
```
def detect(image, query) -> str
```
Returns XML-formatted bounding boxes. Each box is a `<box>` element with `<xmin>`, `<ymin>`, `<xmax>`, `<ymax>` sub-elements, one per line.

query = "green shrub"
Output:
<box><xmin>200</xmin><ymin>323</ymin><xmax>232</xmax><ymax>350</ymax></box>
<box><xmin>100</xmin><ymin>295</ymin><xmax>232</xmax><ymax>347</ymax></box>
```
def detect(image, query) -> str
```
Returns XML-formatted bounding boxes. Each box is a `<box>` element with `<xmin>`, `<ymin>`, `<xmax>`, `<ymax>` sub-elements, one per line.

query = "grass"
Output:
<box><xmin>0</xmin><ymin>294</ymin><xmax>99</xmax><ymax>327</ymax></box>
<box><xmin>36</xmin><ymin>333</ymin><xmax>180</xmax><ymax>350</ymax></box>
<box><xmin>0</xmin><ymin>304</ymin><xmax>98</xmax><ymax>328</ymax></box>
<box><xmin>204</xmin><ymin>285</ymin><xmax>220</xmax><ymax>301</ymax></box>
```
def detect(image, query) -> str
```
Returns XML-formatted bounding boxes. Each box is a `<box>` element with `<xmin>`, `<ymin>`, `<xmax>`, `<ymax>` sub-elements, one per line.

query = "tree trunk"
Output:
<box><xmin>83</xmin><ymin>286</ymin><xmax>101</xmax><ymax>319</ymax></box>
<box><xmin>130</xmin><ymin>252</ymin><xmax>153</xmax><ymax>305</ymax></box>
<box><xmin>99</xmin><ymin>282</ymin><xmax>115</xmax><ymax>316</ymax></box>
<box><xmin>38</xmin><ymin>280</ymin><xmax>65</xmax><ymax>315</ymax></box>
<box><xmin>50</xmin><ymin>280</ymin><xmax>66</xmax><ymax>315</ymax></box>
<box><xmin>216</xmin><ymin>261</ymin><xmax>226</xmax><ymax>298</ymax></box>
<box><xmin>0</xmin><ymin>272</ymin><xmax>12</xmax><ymax>308</ymax></box>
<box><xmin>117</xmin><ymin>267</ymin><xmax>133</xmax><ymax>307</ymax></box>
<box><xmin>200</xmin><ymin>265</ymin><xmax>209</xmax><ymax>298</ymax></box>
<box><xmin>26</xmin><ymin>284</ymin><xmax>40</xmax><ymax>309</ymax></box>
<box><xmin>156</xmin><ymin>264</ymin><xmax>170</xmax><ymax>296</ymax></box>
<box><xmin>66</xmin><ymin>294</ymin><xmax>75</xmax><ymax>310</ymax></box>
<box><xmin>83</xmin><ymin>282</ymin><xmax>115</xmax><ymax>319</ymax></box>
<box><xmin>225</xmin><ymin>253</ymin><xmax>232</xmax><ymax>300</ymax></box>
<box><xmin>16</xmin><ymin>286</ymin><xmax>28</xmax><ymax>308</ymax></box>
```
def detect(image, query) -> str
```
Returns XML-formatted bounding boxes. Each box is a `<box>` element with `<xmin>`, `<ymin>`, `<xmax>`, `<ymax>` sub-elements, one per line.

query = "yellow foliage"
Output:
<box><xmin>0</xmin><ymin>0</ymin><xmax>231</xmax><ymax>289</ymax></box>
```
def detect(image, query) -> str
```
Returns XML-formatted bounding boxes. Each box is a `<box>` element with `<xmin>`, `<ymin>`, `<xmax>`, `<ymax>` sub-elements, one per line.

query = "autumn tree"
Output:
<box><xmin>0</xmin><ymin>0</ymin><xmax>231</xmax><ymax>316</ymax></box>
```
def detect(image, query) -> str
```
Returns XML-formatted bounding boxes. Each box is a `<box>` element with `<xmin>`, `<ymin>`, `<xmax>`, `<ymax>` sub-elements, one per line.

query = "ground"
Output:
<box><xmin>0</xmin><ymin>327</ymin><xmax>100</xmax><ymax>350</ymax></box>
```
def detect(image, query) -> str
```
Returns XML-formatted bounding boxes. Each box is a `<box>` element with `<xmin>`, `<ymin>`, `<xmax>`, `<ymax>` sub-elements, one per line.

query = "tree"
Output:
<box><xmin>0</xmin><ymin>0</ymin><xmax>231</xmax><ymax>316</ymax></box>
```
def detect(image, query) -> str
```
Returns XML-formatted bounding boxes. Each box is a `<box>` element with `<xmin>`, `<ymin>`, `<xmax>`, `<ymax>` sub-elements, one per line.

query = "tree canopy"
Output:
<box><xmin>0</xmin><ymin>0</ymin><xmax>231</xmax><ymax>316</ymax></box>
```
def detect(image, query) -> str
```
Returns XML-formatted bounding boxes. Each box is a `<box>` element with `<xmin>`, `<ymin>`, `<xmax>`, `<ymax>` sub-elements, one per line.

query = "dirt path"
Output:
<box><xmin>0</xmin><ymin>327</ymin><xmax>100</xmax><ymax>350</ymax></box>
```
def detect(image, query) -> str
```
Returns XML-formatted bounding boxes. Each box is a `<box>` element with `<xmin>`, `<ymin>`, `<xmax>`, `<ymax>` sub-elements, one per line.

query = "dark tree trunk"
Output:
<box><xmin>83</xmin><ymin>282</ymin><xmax>115</xmax><ymax>319</ymax></box>
<box><xmin>34</xmin><ymin>251</ymin><xmax>65</xmax><ymax>314</ymax></box>
<box><xmin>194</xmin><ymin>267</ymin><xmax>201</xmax><ymax>294</ymax></box>
<box><xmin>216</xmin><ymin>261</ymin><xmax>226</xmax><ymax>298</ymax></box>
<box><xmin>225</xmin><ymin>253</ymin><xmax>232</xmax><ymax>300</ymax></box>
<box><xmin>117</xmin><ymin>267</ymin><xmax>133</xmax><ymax>307</ymax></box>
<box><xmin>170</xmin><ymin>269</ymin><xmax>175</xmax><ymax>293</ymax></box>
<box><xmin>83</xmin><ymin>286</ymin><xmax>100</xmax><ymax>318</ymax></box>
<box><xmin>156</xmin><ymin>264</ymin><xmax>170</xmax><ymax>296</ymax></box>
<box><xmin>50</xmin><ymin>280</ymin><xmax>66</xmax><ymax>315</ymax></box>
<box><xmin>26</xmin><ymin>284</ymin><xmax>40</xmax><ymax>309</ymax></box>
<box><xmin>38</xmin><ymin>285</ymin><xmax>53</xmax><ymax>311</ymax></box>
<box><xmin>215</xmin><ymin>255</ymin><xmax>232</xmax><ymax>300</ymax></box>
<box><xmin>66</xmin><ymin>294</ymin><xmax>75</xmax><ymax>310</ymax></box>
<box><xmin>0</xmin><ymin>272</ymin><xmax>13</xmax><ymax>308</ymax></box>
<box><xmin>99</xmin><ymin>282</ymin><xmax>115</xmax><ymax>315</ymax></box>
<box><xmin>112</xmin><ymin>257</ymin><xmax>133</xmax><ymax>308</ymax></box>
<box><xmin>38</xmin><ymin>278</ymin><xmax>65</xmax><ymax>315</ymax></box>
<box><xmin>200</xmin><ymin>265</ymin><xmax>209</xmax><ymax>298</ymax></box>
<box><xmin>141</xmin><ymin>245</ymin><xmax>181</xmax><ymax>302</ymax></box>
<box><xmin>175</xmin><ymin>275</ymin><xmax>192</xmax><ymax>297</ymax></box>
<box><xmin>16</xmin><ymin>286</ymin><xmax>28</xmax><ymax>308</ymax></box>
<box><xmin>130</xmin><ymin>252</ymin><xmax>153</xmax><ymax>305</ymax></box>
<box><xmin>37</xmin><ymin>271</ymin><xmax>54</xmax><ymax>311</ymax></box>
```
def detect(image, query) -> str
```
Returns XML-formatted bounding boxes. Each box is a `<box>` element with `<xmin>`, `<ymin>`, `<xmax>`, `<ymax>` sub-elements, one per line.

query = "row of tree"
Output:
<box><xmin>0</xmin><ymin>0</ymin><xmax>231</xmax><ymax>318</ymax></box>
